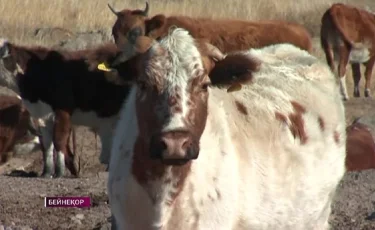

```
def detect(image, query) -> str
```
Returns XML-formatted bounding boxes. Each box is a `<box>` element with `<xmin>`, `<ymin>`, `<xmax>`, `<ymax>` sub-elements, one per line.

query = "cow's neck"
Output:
<box><xmin>131</xmin><ymin>135</ymin><xmax>191</xmax><ymax>226</ymax></box>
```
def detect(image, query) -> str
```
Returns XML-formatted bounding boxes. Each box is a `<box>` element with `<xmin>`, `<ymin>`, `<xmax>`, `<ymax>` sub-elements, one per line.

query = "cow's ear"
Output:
<box><xmin>0</xmin><ymin>38</ymin><xmax>11</xmax><ymax>58</ymax></box>
<box><xmin>96</xmin><ymin>54</ymin><xmax>141</xmax><ymax>86</ymax></box>
<box><xmin>146</xmin><ymin>14</ymin><xmax>167</xmax><ymax>38</ymax></box>
<box><xmin>209</xmin><ymin>53</ymin><xmax>261</xmax><ymax>92</ymax></box>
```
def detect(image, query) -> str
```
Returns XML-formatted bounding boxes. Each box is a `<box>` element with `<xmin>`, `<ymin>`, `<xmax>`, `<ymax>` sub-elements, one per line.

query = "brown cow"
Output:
<box><xmin>346</xmin><ymin>117</ymin><xmax>375</xmax><ymax>171</ymax></box>
<box><xmin>105</xmin><ymin>2</ymin><xmax>312</xmax><ymax>67</ymax></box>
<box><xmin>0</xmin><ymin>39</ymin><xmax>133</xmax><ymax>178</ymax></box>
<box><xmin>0</xmin><ymin>95</ymin><xmax>41</xmax><ymax>164</ymax></box>
<box><xmin>320</xmin><ymin>3</ymin><xmax>375</xmax><ymax>100</ymax></box>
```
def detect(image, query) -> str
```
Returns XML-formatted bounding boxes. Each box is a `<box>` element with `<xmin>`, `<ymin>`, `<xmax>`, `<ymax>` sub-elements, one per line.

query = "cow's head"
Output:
<box><xmin>107</xmin><ymin>2</ymin><xmax>150</xmax><ymax>51</ymax></box>
<box><xmin>0</xmin><ymin>38</ymin><xmax>22</xmax><ymax>93</ymax></box>
<box><xmin>108</xmin><ymin>2</ymin><xmax>173</xmax><ymax>60</ymax></box>
<box><xmin>98</xmin><ymin>28</ymin><xmax>259</xmax><ymax>165</ymax></box>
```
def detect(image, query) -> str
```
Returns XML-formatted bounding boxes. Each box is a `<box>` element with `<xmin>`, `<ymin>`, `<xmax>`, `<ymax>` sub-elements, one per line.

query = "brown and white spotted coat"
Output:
<box><xmin>320</xmin><ymin>3</ymin><xmax>375</xmax><ymax>100</ymax></box>
<box><xmin>107</xmin><ymin>28</ymin><xmax>346</xmax><ymax>230</ymax></box>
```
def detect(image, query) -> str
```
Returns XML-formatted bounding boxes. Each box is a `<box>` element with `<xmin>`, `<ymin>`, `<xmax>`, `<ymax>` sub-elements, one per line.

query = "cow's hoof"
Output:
<box><xmin>365</xmin><ymin>90</ymin><xmax>371</xmax><ymax>97</ymax></box>
<box><xmin>41</xmin><ymin>172</ymin><xmax>53</xmax><ymax>178</ymax></box>
<box><xmin>354</xmin><ymin>91</ymin><xmax>360</xmax><ymax>97</ymax></box>
<box><xmin>54</xmin><ymin>170</ymin><xmax>65</xmax><ymax>178</ymax></box>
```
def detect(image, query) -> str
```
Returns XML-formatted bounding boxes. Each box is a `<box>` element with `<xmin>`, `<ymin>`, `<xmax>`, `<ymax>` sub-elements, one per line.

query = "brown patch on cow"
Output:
<box><xmin>345</xmin><ymin>119</ymin><xmax>375</xmax><ymax>171</ymax></box>
<box><xmin>208</xmin><ymin>53</ymin><xmax>260</xmax><ymax>88</ymax></box>
<box><xmin>289</xmin><ymin>101</ymin><xmax>308</xmax><ymax>144</ymax></box>
<box><xmin>234</xmin><ymin>100</ymin><xmax>248</xmax><ymax>115</ymax></box>
<box><xmin>275</xmin><ymin>112</ymin><xmax>288</xmax><ymax>124</ymax></box>
<box><xmin>132</xmin><ymin>136</ymin><xmax>192</xmax><ymax>204</ymax></box>
<box><xmin>318</xmin><ymin>116</ymin><xmax>325</xmax><ymax>131</ymax></box>
<box><xmin>275</xmin><ymin>101</ymin><xmax>308</xmax><ymax>144</ymax></box>
<box><xmin>333</xmin><ymin>131</ymin><xmax>340</xmax><ymax>144</ymax></box>
<box><xmin>215</xmin><ymin>189</ymin><xmax>222</xmax><ymax>199</ymax></box>
<box><xmin>290</xmin><ymin>101</ymin><xmax>306</xmax><ymax>114</ymax></box>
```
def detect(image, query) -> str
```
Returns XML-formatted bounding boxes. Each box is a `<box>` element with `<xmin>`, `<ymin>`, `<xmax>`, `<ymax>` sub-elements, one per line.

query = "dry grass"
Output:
<box><xmin>0</xmin><ymin>0</ymin><xmax>374</xmax><ymax>46</ymax></box>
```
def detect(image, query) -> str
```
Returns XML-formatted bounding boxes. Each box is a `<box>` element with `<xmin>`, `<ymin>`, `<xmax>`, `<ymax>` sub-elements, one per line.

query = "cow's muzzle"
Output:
<box><xmin>150</xmin><ymin>130</ymin><xmax>199</xmax><ymax>165</ymax></box>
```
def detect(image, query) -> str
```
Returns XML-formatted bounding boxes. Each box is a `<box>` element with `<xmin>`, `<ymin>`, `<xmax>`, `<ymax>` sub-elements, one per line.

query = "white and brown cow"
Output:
<box><xmin>320</xmin><ymin>3</ymin><xmax>375</xmax><ymax>100</ymax></box>
<box><xmin>0</xmin><ymin>39</ymin><xmax>132</xmax><ymax>178</ymax></box>
<box><xmin>105</xmin><ymin>28</ymin><xmax>346</xmax><ymax>229</ymax></box>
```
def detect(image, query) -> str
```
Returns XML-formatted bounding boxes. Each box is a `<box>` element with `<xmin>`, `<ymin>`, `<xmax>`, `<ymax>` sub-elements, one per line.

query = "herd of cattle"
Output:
<box><xmin>0</xmin><ymin>2</ymin><xmax>375</xmax><ymax>229</ymax></box>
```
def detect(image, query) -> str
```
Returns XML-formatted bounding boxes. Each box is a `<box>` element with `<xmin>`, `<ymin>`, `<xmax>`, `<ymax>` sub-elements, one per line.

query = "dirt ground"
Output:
<box><xmin>0</xmin><ymin>32</ymin><xmax>375</xmax><ymax>229</ymax></box>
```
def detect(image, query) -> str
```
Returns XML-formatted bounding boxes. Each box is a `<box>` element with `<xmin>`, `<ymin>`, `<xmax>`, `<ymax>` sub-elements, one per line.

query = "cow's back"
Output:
<box><xmin>162</xmin><ymin>16</ymin><xmax>312</xmax><ymax>53</ymax></box>
<box><xmin>326</xmin><ymin>3</ymin><xmax>375</xmax><ymax>45</ymax></box>
<box><xmin>191</xmin><ymin>43</ymin><xmax>346</xmax><ymax>229</ymax></box>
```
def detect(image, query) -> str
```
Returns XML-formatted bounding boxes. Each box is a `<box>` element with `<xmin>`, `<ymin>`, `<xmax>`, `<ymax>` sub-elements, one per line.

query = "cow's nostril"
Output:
<box><xmin>181</xmin><ymin>139</ymin><xmax>190</xmax><ymax>150</ymax></box>
<box><xmin>160</xmin><ymin>139</ymin><xmax>168</xmax><ymax>151</ymax></box>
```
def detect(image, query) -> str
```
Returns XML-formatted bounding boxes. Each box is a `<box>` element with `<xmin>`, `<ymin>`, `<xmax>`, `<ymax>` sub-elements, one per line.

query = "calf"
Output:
<box><xmin>0</xmin><ymin>39</ymin><xmax>132</xmax><ymax>178</ymax></box>
<box><xmin>105</xmin><ymin>2</ymin><xmax>312</xmax><ymax>67</ymax></box>
<box><xmin>346</xmin><ymin>117</ymin><xmax>375</xmax><ymax>171</ymax></box>
<box><xmin>0</xmin><ymin>95</ymin><xmax>40</xmax><ymax>164</ymax></box>
<box><xmin>106</xmin><ymin>28</ymin><xmax>346</xmax><ymax>229</ymax></box>
<box><xmin>320</xmin><ymin>3</ymin><xmax>375</xmax><ymax>100</ymax></box>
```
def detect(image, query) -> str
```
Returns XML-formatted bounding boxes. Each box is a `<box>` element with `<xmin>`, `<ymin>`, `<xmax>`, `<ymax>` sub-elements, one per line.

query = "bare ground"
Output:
<box><xmin>0</xmin><ymin>30</ymin><xmax>375</xmax><ymax>229</ymax></box>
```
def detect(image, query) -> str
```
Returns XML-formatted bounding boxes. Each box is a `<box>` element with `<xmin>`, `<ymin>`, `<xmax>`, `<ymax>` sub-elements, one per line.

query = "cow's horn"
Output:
<box><xmin>142</xmin><ymin>2</ymin><xmax>149</xmax><ymax>16</ymax></box>
<box><xmin>205</xmin><ymin>43</ymin><xmax>225</xmax><ymax>61</ymax></box>
<box><xmin>107</xmin><ymin>3</ymin><xmax>119</xmax><ymax>16</ymax></box>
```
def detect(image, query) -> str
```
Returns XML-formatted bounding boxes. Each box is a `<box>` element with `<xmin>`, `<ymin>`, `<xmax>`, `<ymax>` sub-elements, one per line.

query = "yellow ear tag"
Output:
<box><xmin>97</xmin><ymin>62</ymin><xmax>113</xmax><ymax>72</ymax></box>
<box><xmin>227</xmin><ymin>83</ymin><xmax>242</xmax><ymax>93</ymax></box>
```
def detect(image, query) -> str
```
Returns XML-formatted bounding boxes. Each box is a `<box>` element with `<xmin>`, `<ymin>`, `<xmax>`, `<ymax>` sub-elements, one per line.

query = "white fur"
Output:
<box><xmin>339</xmin><ymin>75</ymin><xmax>349</xmax><ymax>100</ymax></box>
<box><xmin>110</xmin><ymin>28</ymin><xmax>346</xmax><ymax>230</ymax></box>
<box><xmin>12</xmin><ymin>136</ymin><xmax>41</xmax><ymax>156</ymax></box>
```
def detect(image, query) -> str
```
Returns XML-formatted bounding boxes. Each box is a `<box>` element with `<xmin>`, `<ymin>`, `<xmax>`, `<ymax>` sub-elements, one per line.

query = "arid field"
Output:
<box><xmin>0</xmin><ymin>0</ymin><xmax>375</xmax><ymax>229</ymax></box>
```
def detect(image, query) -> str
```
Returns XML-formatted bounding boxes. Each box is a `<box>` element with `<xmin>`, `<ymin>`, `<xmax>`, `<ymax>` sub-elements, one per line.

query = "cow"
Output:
<box><xmin>0</xmin><ymin>95</ymin><xmax>79</xmax><ymax>176</ymax></box>
<box><xmin>0</xmin><ymin>95</ymin><xmax>41</xmax><ymax>164</ymax></box>
<box><xmin>104</xmin><ymin>2</ymin><xmax>313</xmax><ymax>68</ymax></box>
<box><xmin>0</xmin><ymin>39</ymin><xmax>132</xmax><ymax>178</ymax></box>
<box><xmin>345</xmin><ymin>117</ymin><xmax>375</xmax><ymax>171</ymax></box>
<box><xmin>320</xmin><ymin>3</ymin><xmax>375</xmax><ymax>100</ymax></box>
<box><xmin>105</xmin><ymin>28</ymin><xmax>346</xmax><ymax>229</ymax></box>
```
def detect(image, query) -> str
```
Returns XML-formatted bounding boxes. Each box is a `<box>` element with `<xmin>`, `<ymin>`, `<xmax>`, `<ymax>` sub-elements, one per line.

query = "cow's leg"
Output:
<box><xmin>111</xmin><ymin>214</ymin><xmax>117</xmax><ymax>230</ymax></box>
<box><xmin>40</xmin><ymin>118</ymin><xmax>55</xmax><ymax>178</ymax></box>
<box><xmin>364</xmin><ymin>57</ymin><xmax>375</xmax><ymax>97</ymax></box>
<box><xmin>351</xmin><ymin>63</ymin><xmax>361</xmax><ymax>97</ymax></box>
<box><xmin>320</xmin><ymin>36</ymin><xmax>336</xmax><ymax>73</ymax></box>
<box><xmin>337</xmin><ymin>45</ymin><xmax>350</xmax><ymax>101</ymax></box>
<box><xmin>53</xmin><ymin>110</ymin><xmax>78</xmax><ymax>178</ymax></box>
<box><xmin>98</xmin><ymin>125</ymin><xmax>113</xmax><ymax>166</ymax></box>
